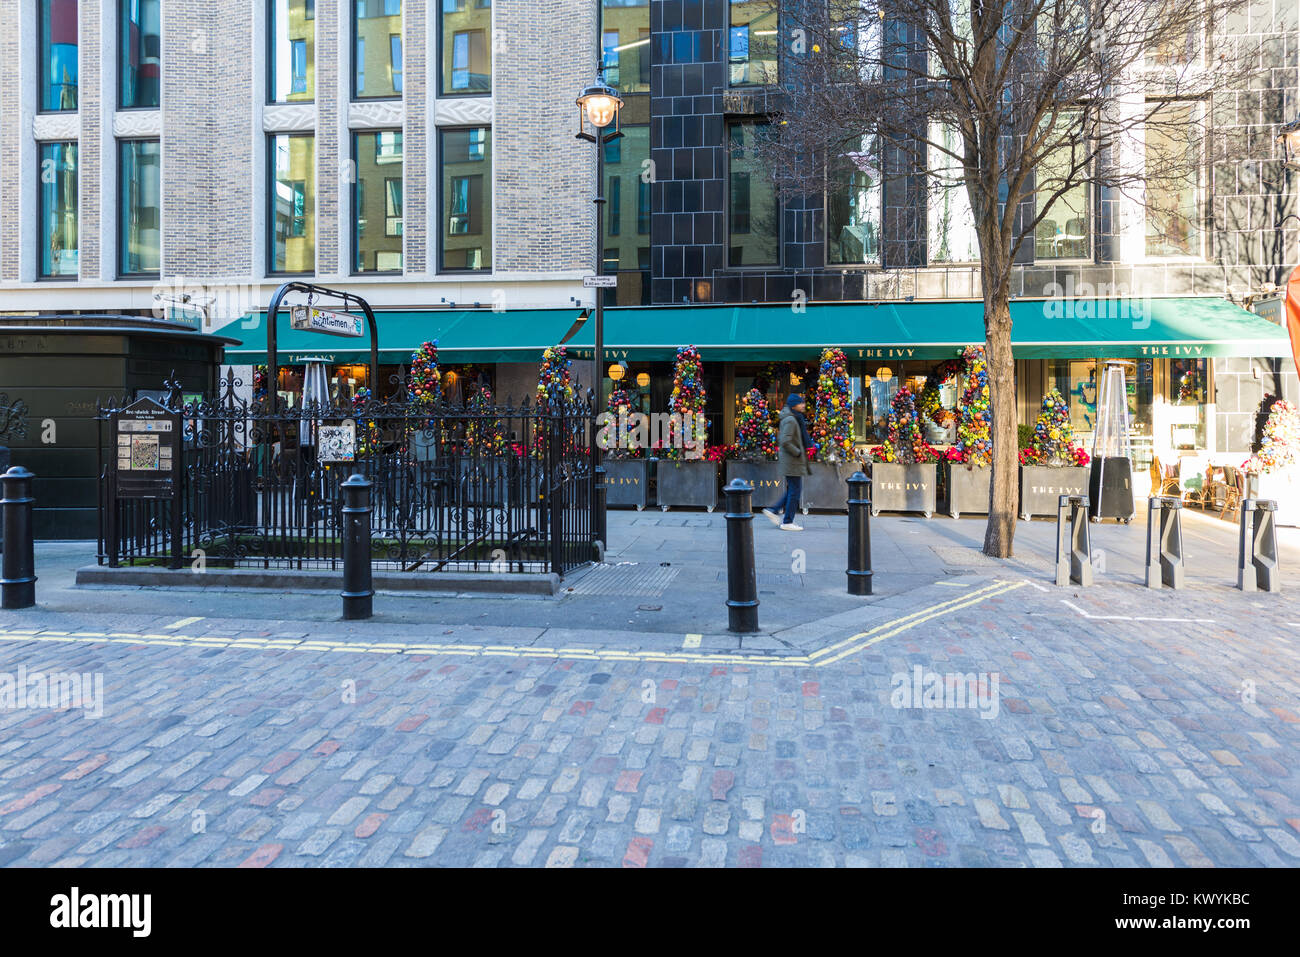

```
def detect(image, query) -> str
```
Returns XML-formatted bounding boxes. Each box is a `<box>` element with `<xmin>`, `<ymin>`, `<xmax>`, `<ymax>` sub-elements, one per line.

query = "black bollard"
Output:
<box><xmin>1145</xmin><ymin>495</ymin><xmax>1185</xmax><ymax>589</ymax></box>
<box><xmin>341</xmin><ymin>472</ymin><xmax>373</xmax><ymax>620</ymax></box>
<box><xmin>1</xmin><ymin>466</ymin><xmax>37</xmax><ymax>609</ymax></box>
<box><xmin>846</xmin><ymin>471</ymin><xmax>873</xmax><ymax>595</ymax></box>
<box><xmin>723</xmin><ymin>479</ymin><xmax>759</xmax><ymax>633</ymax></box>
<box><xmin>592</xmin><ymin>464</ymin><xmax>608</xmax><ymax>557</ymax></box>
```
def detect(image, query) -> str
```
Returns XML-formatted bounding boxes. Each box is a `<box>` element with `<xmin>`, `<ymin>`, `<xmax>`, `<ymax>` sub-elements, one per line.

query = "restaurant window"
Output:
<box><xmin>1034</xmin><ymin>128</ymin><xmax>1089</xmax><ymax>260</ymax></box>
<box><xmin>440</xmin><ymin>0</ymin><xmax>490</xmax><ymax>95</ymax></box>
<box><xmin>119</xmin><ymin>139</ymin><xmax>161</xmax><ymax>276</ymax></box>
<box><xmin>928</xmin><ymin>122</ymin><xmax>979</xmax><ymax>263</ymax></box>
<box><xmin>440</xmin><ymin>127</ymin><xmax>492</xmax><ymax>271</ymax></box>
<box><xmin>600</xmin><ymin>0</ymin><xmax>650</xmax><ymax>95</ymax></box>
<box><xmin>270</xmin><ymin>0</ymin><xmax>315</xmax><ymax>102</ymax></box>
<box><xmin>1165</xmin><ymin>357</ymin><xmax>1207</xmax><ymax>451</ymax></box>
<box><xmin>269</xmin><ymin>134</ymin><xmax>316</xmax><ymax>274</ymax></box>
<box><xmin>120</xmin><ymin>0</ymin><xmax>161</xmax><ymax>109</ymax></box>
<box><xmin>39</xmin><ymin>141</ymin><xmax>79</xmax><ymax>278</ymax></box>
<box><xmin>729</xmin><ymin>0</ymin><xmax>778</xmax><ymax>87</ymax></box>
<box><xmin>1144</xmin><ymin>100</ymin><xmax>1202</xmax><ymax>258</ymax></box>
<box><xmin>40</xmin><ymin>0</ymin><xmax>79</xmax><ymax>112</ymax></box>
<box><xmin>853</xmin><ymin>363</ymin><xmax>956</xmax><ymax>446</ymax></box>
<box><xmin>354</xmin><ymin>131</ymin><xmax>403</xmax><ymax>273</ymax></box>
<box><xmin>827</xmin><ymin>134</ymin><xmax>881</xmax><ymax>265</ymax></box>
<box><xmin>354</xmin><ymin>0</ymin><xmax>402</xmax><ymax>99</ymax></box>
<box><xmin>728</xmin><ymin>122</ymin><xmax>780</xmax><ymax>267</ymax></box>
<box><xmin>1048</xmin><ymin>358</ymin><xmax>1155</xmax><ymax>465</ymax></box>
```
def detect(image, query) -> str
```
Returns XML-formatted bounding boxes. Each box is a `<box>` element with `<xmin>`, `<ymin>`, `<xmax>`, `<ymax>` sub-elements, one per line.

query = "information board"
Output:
<box><xmin>113</xmin><ymin>397</ymin><xmax>182</xmax><ymax>499</ymax></box>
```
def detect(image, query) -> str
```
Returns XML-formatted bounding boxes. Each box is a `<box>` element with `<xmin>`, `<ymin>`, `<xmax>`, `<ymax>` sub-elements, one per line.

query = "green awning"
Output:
<box><xmin>222</xmin><ymin>308</ymin><xmax>585</xmax><ymax>365</ymax></box>
<box><xmin>561</xmin><ymin>297</ymin><xmax>1291</xmax><ymax>362</ymax></box>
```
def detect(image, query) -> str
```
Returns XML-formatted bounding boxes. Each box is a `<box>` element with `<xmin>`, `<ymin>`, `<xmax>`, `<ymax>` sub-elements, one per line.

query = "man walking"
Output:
<box><xmin>763</xmin><ymin>394</ymin><xmax>814</xmax><ymax>531</ymax></box>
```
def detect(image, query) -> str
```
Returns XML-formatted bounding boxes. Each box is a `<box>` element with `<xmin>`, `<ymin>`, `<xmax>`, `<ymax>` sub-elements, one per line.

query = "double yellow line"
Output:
<box><xmin>0</xmin><ymin>579</ymin><xmax>1027</xmax><ymax>669</ymax></box>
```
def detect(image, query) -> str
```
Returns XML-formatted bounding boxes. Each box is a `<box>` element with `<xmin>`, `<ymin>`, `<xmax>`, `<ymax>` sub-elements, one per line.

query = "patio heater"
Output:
<box><xmin>1089</xmin><ymin>361</ymin><xmax>1137</xmax><ymax>522</ymax></box>
<box><xmin>299</xmin><ymin>357</ymin><xmax>331</xmax><ymax>447</ymax></box>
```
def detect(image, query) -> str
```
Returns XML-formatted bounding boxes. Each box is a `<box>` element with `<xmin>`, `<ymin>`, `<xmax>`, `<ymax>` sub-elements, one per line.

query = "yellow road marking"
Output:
<box><xmin>0</xmin><ymin>580</ymin><xmax>1025</xmax><ymax>668</ymax></box>
<box><xmin>164</xmin><ymin>616</ymin><xmax>203</xmax><ymax>630</ymax></box>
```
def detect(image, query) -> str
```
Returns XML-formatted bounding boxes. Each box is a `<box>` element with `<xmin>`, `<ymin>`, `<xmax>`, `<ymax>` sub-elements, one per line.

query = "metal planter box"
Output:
<box><xmin>801</xmin><ymin>460</ymin><xmax>853</xmax><ymax>512</ymax></box>
<box><xmin>870</xmin><ymin>462</ymin><xmax>937</xmax><ymax>517</ymax></box>
<box><xmin>1018</xmin><ymin>465</ymin><xmax>1089</xmax><ymax>520</ymax></box>
<box><xmin>655</xmin><ymin>459</ymin><xmax>719</xmax><ymax>511</ymax></box>
<box><xmin>603</xmin><ymin>459</ymin><xmax>650</xmax><ymax>509</ymax></box>
<box><xmin>724</xmin><ymin>460</ymin><xmax>784</xmax><ymax>509</ymax></box>
<box><xmin>945</xmin><ymin>462</ymin><xmax>991</xmax><ymax>519</ymax></box>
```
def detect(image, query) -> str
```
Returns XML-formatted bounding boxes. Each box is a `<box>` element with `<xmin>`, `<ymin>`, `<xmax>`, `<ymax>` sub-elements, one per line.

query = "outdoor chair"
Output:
<box><xmin>1216</xmin><ymin>465</ymin><xmax>1243</xmax><ymax>520</ymax></box>
<box><xmin>1149</xmin><ymin>456</ymin><xmax>1180</xmax><ymax>497</ymax></box>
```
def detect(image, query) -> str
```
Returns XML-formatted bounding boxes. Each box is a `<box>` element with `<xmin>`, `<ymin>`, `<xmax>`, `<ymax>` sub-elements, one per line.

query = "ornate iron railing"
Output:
<box><xmin>97</xmin><ymin>370</ymin><xmax>597</xmax><ymax>575</ymax></box>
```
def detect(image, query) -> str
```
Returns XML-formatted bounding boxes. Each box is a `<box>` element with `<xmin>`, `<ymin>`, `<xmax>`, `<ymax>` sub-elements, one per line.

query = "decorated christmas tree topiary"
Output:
<box><xmin>917</xmin><ymin>356</ymin><xmax>965</xmax><ymax>430</ymax></box>
<box><xmin>1021</xmin><ymin>388</ymin><xmax>1089</xmax><ymax>466</ymax></box>
<box><xmin>953</xmin><ymin>345</ymin><xmax>991</xmax><ymax>466</ymax></box>
<box><xmin>1243</xmin><ymin>395</ymin><xmax>1300</xmax><ymax>473</ymax></box>
<box><xmin>532</xmin><ymin>346</ymin><xmax>577</xmax><ymax>458</ymax></box>
<box><xmin>464</xmin><ymin>387</ymin><xmax>506</xmax><ymax>456</ymax></box>
<box><xmin>407</xmin><ymin>341</ymin><xmax>442</xmax><ymax>408</ymax></box>
<box><xmin>734</xmin><ymin>388</ymin><xmax>777</xmax><ymax>460</ymax></box>
<box><xmin>604</xmin><ymin>385</ymin><xmax>642</xmax><ymax>459</ymax></box>
<box><xmin>870</xmin><ymin>387</ymin><xmax>938</xmax><ymax>463</ymax></box>
<box><xmin>811</xmin><ymin>348</ymin><xmax>854</xmax><ymax>461</ymax></box>
<box><xmin>666</xmin><ymin>345</ymin><xmax>707</xmax><ymax>459</ymax></box>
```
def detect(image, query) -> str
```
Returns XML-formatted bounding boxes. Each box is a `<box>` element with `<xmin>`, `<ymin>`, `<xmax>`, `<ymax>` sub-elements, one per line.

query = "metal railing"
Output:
<box><xmin>98</xmin><ymin>370</ymin><xmax>597</xmax><ymax>576</ymax></box>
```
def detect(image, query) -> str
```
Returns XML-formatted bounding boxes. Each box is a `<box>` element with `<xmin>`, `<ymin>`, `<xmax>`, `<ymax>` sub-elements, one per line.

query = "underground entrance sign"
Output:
<box><xmin>112</xmin><ymin>397</ymin><xmax>181</xmax><ymax>499</ymax></box>
<box><xmin>290</xmin><ymin>305</ymin><xmax>364</xmax><ymax>338</ymax></box>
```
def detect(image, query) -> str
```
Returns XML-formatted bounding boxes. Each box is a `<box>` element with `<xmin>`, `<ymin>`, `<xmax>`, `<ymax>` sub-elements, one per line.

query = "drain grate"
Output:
<box><xmin>568</xmin><ymin>563</ymin><xmax>680</xmax><ymax>597</ymax></box>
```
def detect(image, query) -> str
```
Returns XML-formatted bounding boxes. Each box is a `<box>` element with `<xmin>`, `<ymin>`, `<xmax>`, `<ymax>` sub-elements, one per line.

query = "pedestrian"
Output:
<box><xmin>763</xmin><ymin>394</ymin><xmax>816</xmax><ymax>530</ymax></box>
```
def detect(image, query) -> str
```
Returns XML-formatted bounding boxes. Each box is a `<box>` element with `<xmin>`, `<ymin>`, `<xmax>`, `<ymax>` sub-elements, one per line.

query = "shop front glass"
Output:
<box><xmin>1049</xmin><ymin>358</ymin><xmax>1155</xmax><ymax>467</ymax></box>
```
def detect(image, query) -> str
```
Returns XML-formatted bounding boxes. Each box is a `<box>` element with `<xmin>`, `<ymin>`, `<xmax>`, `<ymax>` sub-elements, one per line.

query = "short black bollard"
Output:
<box><xmin>592</xmin><ymin>464</ymin><xmax>608</xmax><ymax>558</ymax></box>
<box><xmin>1145</xmin><ymin>495</ymin><xmax>1184</xmax><ymax>589</ymax></box>
<box><xmin>1055</xmin><ymin>494</ymin><xmax>1092</xmax><ymax>586</ymax></box>
<box><xmin>341</xmin><ymin>472</ymin><xmax>374</xmax><ymax>620</ymax></box>
<box><xmin>0</xmin><ymin>447</ymin><xmax>8</xmax><ymax>556</ymax></box>
<box><xmin>1</xmin><ymin>466</ymin><xmax>37</xmax><ymax>609</ymax></box>
<box><xmin>1238</xmin><ymin>498</ymin><xmax>1281</xmax><ymax>593</ymax></box>
<box><xmin>846</xmin><ymin>471</ymin><xmax>872</xmax><ymax>595</ymax></box>
<box><xmin>723</xmin><ymin>479</ymin><xmax>759</xmax><ymax>633</ymax></box>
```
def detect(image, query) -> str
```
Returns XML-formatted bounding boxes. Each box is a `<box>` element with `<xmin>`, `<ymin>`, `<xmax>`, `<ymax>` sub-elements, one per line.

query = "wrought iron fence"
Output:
<box><xmin>97</xmin><ymin>371</ymin><xmax>598</xmax><ymax>575</ymax></box>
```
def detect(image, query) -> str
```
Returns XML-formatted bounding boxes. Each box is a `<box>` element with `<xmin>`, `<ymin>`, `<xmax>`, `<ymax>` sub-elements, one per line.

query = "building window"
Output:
<box><xmin>1035</xmin><ymin>127</ymin><xmax>1089</xmax><ymax>260</ymax></box>
<box><xmin>40</xmin><ymin>0</ymin><xmax>78</xmax><ymax>112</ymax></box>
<box><xmin>600</xmin><ymin>1</ymin><xmax>650</xmax><ymax>95</ymax></box>
<box><xmin>39</xmin><ymin>141</ymin><xmax>79</xmax><ymax>278</ymax></box>
<box><xmin>728</xmin><ymin>0</ymin><xmax>778</xmax><ymax>87</ymax></box>
<box><xmin>605</xmin><ymin>125</ymin><xmax>649</xmax><ymax>270</ymax></box>
<box><xmin>269</xmin><ymin>134</ymin><xmax>316</xmax><ymax>273</ymax></box>
<box><xmin>440</xmin><ymin>127</ymin><xmax>491</xmax><ymax>271</ymax></box>
<box><xmin>827</xmin><ymin>135</ymin><xmax>881</xmax><ymax>265</ymax></box>
<box><xmin>271</xmin><ymin>1</ymin><xmax>314</xmax><ymax>102</ymax></box>
<box><xmin>728</xmin><ymin>122</ymin><xmax>779</xmax><ymax>267</ymax></box>
<box><xmin>440</xmin><ymin>0</ymin><xmax>491</xmax><ymax>95</ymax></box>
<box><xmin>119</xmin><ymin>0</ymin><xmax>160</xmax><ymax>109</ymax></box>
<box><xmin>119</xmin><ymin>139</ymin><xmax>161</xmax><ymax>276</ymax></box>
<box><xmin>927</xmin><ymin>122</ymin><xmax>979</xmax><ymax>263</ymax></box>
<box><xmin>1144</xmin><ymin>101</ymin><xmax>1202</xmax><ymax>259</ymax></box>
<box><xmin>354</xmin><ymin>0</ymin><xmax>402</xmax><ymax>99</ymax></box>
<box><xmin>354</xmin><ymin>130</ymin><xmax>403</xmax><ymax>273</ymax></box>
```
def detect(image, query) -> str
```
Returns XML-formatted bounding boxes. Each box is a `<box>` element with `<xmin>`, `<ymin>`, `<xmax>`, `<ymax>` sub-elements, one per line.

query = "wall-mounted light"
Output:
<box><xmin>608</xmin><ymin>363</ymin><xmax>625</xmax><ymax>381</ymax></box>
<box><xmin>636</xmin><ymin>372</ymin><xmax>650</xmax><ymax>388</ymax></box>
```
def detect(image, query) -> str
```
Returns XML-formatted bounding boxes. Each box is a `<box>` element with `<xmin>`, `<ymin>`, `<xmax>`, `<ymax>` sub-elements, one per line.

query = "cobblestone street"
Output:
<box><xmin>1</xmin><ymin>512</ymin><xmax>1297</xmax><ymax>868</ymax></box>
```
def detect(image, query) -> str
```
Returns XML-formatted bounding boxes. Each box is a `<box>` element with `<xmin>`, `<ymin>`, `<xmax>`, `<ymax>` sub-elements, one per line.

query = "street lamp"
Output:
<box><xmin>1279</xmin><ymin>116</ymin><xmax>1300</xmax><ymax>171</ymax></box>
<box><xmin>577</xmin><ymin>68</ymin><xmax>623</xmax><ymax>550</ymax></box>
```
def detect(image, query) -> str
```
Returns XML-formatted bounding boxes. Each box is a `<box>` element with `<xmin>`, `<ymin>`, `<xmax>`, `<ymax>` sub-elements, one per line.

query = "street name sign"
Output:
<box><xmin>290</xmin><ymin>305</ymin><xmax>364</xmax><ymax>338</ymax></box>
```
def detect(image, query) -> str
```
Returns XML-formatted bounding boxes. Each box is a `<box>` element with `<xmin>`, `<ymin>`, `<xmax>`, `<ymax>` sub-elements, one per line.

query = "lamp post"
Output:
<box><xmin>576</xmin><ymin>69</ymin><xmax>624</xmax><ymax>419</ymax></box>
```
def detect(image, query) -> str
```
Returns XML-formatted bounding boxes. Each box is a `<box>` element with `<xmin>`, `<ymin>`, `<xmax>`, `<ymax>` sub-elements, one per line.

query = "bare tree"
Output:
<box><xmin>756</xmin><ymin>0</ymin><xmax>1275</xmax><ymax>556</ymax></box>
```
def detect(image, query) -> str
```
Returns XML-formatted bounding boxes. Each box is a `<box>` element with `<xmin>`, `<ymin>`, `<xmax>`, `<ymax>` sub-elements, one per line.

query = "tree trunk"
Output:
<box><xmin>983</xmin><ymin>295</ymin><xmax>1017</xmax><ymax>558</ymax></box>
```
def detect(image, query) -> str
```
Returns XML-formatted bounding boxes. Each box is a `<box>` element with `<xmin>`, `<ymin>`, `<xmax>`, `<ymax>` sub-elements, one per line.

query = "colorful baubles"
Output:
<box><xmin>870</xmin><ymin>386</ymin><xmax>938</xmax><ymax>464</ymax></box>
<box><xmin>812</xmin><ymin>348</ymin><xmax>854</xmax><ymax>461</ymax></box>
<box><xmin>1242</xmin><ymin>396</ymin><xmax>1300</xmax><ymax>473</ymax></box>
<box><xmin>917</xmin><ymin>355</ymin><xmax>966</xmax><ymax>429</ymax></box>
<box><xmin>1023</xmin><ymin>387</ymin><xmax>1087</xmax><ymax>466</ymax></box>
<box><xmin>465</xmin><ymin>387</ymin><xmax>506</xmax><ymax>456</ymax></box>
<box><xmin>532</xmin><ymin>345</ymin><xmax>578</xmax><ymax>458</ymax></box>
<box><xmin>605</xmin><ymin>386</ymin><xmax>641</xmax><ymax>459</ymax></box>
<box><xmin>407</xmin><ymin>341</ymin><xmax>442</xmax><ymax>407</ymax></box>
<box><xmin>734</xmin><ymin>388</ymin><xmax>778</xmax><ymax>461</ymax></box>
<box><xmin>953</xmin><ymin>345</ymin><xmax>991</xmax><ymax>466</ymax></box>
<box><xmin>666</xmin><ymin>345</ymin><xmax>707</xmax><ymax>460</ymax></box>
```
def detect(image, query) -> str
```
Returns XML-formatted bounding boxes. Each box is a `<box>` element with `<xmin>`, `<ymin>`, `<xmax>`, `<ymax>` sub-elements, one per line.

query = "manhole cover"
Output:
<box><xmin>568</xmin><ymin>563</ymin><xmax>680</xmax><ymax>597</ymax></box>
